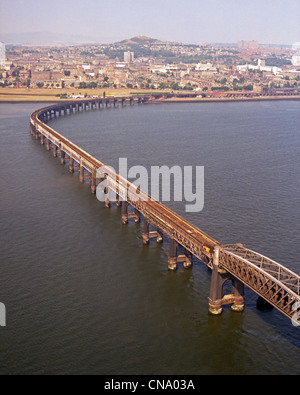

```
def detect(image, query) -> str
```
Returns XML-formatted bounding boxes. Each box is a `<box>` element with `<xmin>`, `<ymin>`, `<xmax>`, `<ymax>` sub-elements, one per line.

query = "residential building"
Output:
<box><xmin>124</xmin><ymin>51</ymin><xmax>134</xmax><ymax>63</ymax></box>
<box><xmin>0</xmin><ymin>42</ymin><xmax>6</xmax><ymax>67</ymax></box>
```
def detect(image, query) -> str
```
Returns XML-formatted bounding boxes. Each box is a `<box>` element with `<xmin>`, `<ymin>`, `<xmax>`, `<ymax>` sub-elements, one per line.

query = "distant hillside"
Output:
<box><xmin>119</xmin><ymin>36</ymin><xmax>161</xmax><ymax>45</ymax></box>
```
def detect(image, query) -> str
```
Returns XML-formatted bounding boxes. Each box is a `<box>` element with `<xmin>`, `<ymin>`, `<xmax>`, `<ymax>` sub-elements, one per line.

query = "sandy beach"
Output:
<box><xmin>0</xmin><ymin>87</ymin><xmax>142</xmax><ymax>103</ymax></box>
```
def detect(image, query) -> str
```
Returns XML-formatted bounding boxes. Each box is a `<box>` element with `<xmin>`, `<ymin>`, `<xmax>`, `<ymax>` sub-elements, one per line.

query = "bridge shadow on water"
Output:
<box><xmin>188</xmin><ymin>255</ymin><xmax>300</xmax><ymax>352</ymax></box>
<box><xmin>243</xmin><ymin>288</ymin><xmax>300</xmax><ymax>350</ymax></box>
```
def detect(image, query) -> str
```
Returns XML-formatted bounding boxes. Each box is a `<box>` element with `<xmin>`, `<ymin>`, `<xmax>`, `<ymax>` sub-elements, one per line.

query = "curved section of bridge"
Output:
<box><xmin>29</xmin><ymin>96</ymin><xmax>300</xmax><ymax>324</ymax></box>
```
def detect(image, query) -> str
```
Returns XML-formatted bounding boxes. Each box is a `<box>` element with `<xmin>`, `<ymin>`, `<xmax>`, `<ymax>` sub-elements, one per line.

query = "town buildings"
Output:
<box><xmin>0</xmin><ymin>37</ymin><xmax>299</xmax><ymax>94</ymax></box>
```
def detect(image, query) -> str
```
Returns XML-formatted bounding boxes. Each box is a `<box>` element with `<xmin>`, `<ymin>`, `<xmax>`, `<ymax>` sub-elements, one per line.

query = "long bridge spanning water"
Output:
<box><xmin>30</xmin><ymin>96</ymin><xmax>300</xmax><ymax>323</ymax></box>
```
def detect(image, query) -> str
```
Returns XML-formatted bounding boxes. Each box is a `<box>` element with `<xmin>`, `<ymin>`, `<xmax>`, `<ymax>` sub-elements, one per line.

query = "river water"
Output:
<box><xmin>0</xmin><ymin>100</ymin><xmax>299</xmax><ymax>375</ymax></box>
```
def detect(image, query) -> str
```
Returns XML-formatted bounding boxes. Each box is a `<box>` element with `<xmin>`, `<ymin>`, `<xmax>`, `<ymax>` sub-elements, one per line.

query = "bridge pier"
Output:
<box><xmin>79</xmin><ymin>165</ymin><xmax>84</xmax><ymax>183</ymax></box>
<box><xmin>142</xmin><ymin>219</ymin><xmax>150</xmax><ymax>244</ymax></box>
<box><xmin>168</xmin><ymin>239</ymin><xmax>178</xmax><ymax>271</ymax></box>
<box><xmin>167</xmin><ymin>241</ymin><xmax>193</xmax><ymax>270</ymax></box>
<box><xmin>142</xmin><ymin>219</ymin><xmax>163</xmax><ymax>245</ymax></box>
<box><xmin>183</xmin><ymin>249</ymin><xmax>193</xmax><ymax>269</ymax></box>
<box><xmin>122</xmin><ymin>201</ymin><xmax>128</xmax><ymax>224</ymax></box>
<box><xmin>208</xmin><ymin>247</ymin><xmax>244</xmax><ymax>315</ymax></box>
<box><xmin>124</xmin><ymin>207</ymin><xmax>140</xmax><ymax>223</ymax></box>
<box><xmin>30</xmin><ymin>123</ymin><xmax>36</xmax><ymax>137</ymax></box>
<box><xmin>91</xmin><ymin>170</ymin><xmax>97</xmax><ymax>194</ymax></box>
<box><xmin>156</xmin><ymin>229</ymin><xmax>163</xmax><ymax>243</ymax></box>
<box><xmin>69</xmin><ymin>158</ymin><xmax>74</xmax><ymax>173</ymax></box>
<box><xmin>120</xmin><ymin>201</ymin><xmax>139</xmax><ymax>223</ymax></box>
<box><xmin>133</xmin><ymin>208</ymin><xmax>140</xmax><ymax>223</ymax></box>
<box><xmin>60</xmin><ymin>150</ymin><xmax>65</xmax><ymax>165</ymax></box>
<box><xmin>46</xmin><ymin>139</ymin><xmax>51</xmax><ymax>151</ymax></box>
<box><xmin>116</xmin><ymin>195</ymin><xmax>122</xmax><ymax>207</ymax></box>
<box><xmin>104</xmin><ymin>182</ymin><xmax>111</xmax><ymax>207</ymax></box>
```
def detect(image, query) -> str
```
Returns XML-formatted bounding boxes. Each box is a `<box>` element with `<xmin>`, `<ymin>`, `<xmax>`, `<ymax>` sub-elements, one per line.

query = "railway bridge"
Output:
<box><xmin>29</xmin><ymin>96</ymin><xmax>300</xmax><ymax>323</ymax></box>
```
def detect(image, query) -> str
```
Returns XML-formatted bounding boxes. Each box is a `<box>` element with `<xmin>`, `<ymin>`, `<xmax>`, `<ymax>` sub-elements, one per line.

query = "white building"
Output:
<box><xmin>82</xmin><ymin>64</ymin><xmax>91</xmax><ymax>71</ymax></box>
<box><xmin>195</xmin><ymin>62</ymin><xmax>217</xmax><ymax>72</ymax></box>
<box><xmin>236</xmin><ymin>60</ymin><xmax>282</xmax><ymax>75</ymax></box>
<box><xmin>0</xmin><ymin>42</ymin><xmax>6</xmax><ymax>67</ymax></box>
<box><xmin>292</xmin><ymin>51</ymin><xmax>300</xmax><ymax>67</ymax></box>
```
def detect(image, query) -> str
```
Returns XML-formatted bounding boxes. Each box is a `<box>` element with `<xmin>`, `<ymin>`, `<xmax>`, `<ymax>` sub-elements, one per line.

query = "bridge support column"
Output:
<box><xmin>32</xmin><ymin>125</ymin><xmax>38</xmax><ymax>138</ymax></box>
<box><xmin>79</xmin><ymin>165</ymin><xmax>84</xmax><ymax>183</ymax></box>
<box><xmin>46</xmin><ymin>139</ymin><xmax>51</xmax><ymax>151</ymax></box>
<box><xmin>134</xmin><ymin>208</ymin><xmax>140</xmax><ymax>223</ymax></box>
<box><xmin>183</xmin><ymin>249</ymin><xmax>193</xmax><ymax>269</ymax></box>
<box><xmin>230</xmin><ymin>281</ymin><xmax>245</xmax><ymax>312</ymax></box>
<box><xmin>122</xmin><ymin>206</ymin><xmax>140</xmax><ymax>224</ymax></box>
<box><xmin>30</xmin><ymin>124</ymin><xmax>36</xmax><ymax>137</ymax></box>
<box><xmin>53</xmin><ymin>145</ymin><xmax>57</xmax><ymax>157</ymax></box>
<box><xmin>156</xmin><ymin>229</ymin><xmax>163</xmax><ymax>243</ymax></box>
<box><xmin>142</xmin><ymin>219</ymin><xmax>149</xmax><ymax>244</ymax></box>
<box><xmin>105</xmin><ymin>184</ymin><xmax>111</xmax><ymax>207</ymax></box>
<box><xmin>91</xmin><ymin>170</ymin><xmax>97</xmax><ymax>194</ymax></box>
<box><xmin>60</xmin><ymin>151</ymin><xmax>65</xmax><ymax>165</ymax></box>
<box><xmin>208</xmin><ymin>247</ymin><xmax>244</xmax><ymax>315</ymax></box>
<box><xmin>175</xmin><ymin>248</ymin><xmax>192</xmax><ymax>269</ymax></box>
<box><xmin>168</xmin><ymin>239</ymin><xmax>178</xmax><ymax>271</ymax></box>
<box><xmin>69</xmin><ymin>158</ymin><xmax>74</xmax><ymax>173</ymax></box>
<box><xmin>116</xmin><ymin>194</ymin><xmax>122</xmax><ymax>207</ymax></box>
<box><xmin>122</xmin><ymin>201</ymin><xmax>128</xmax><ymax>224</ymax></box>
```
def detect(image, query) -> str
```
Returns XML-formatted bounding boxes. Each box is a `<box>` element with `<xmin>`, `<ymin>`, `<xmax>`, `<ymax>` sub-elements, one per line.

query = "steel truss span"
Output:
<box><xmin>29</xmin><ymin>97</ymin><xmax>300</xmax><ymax>324</ymax></box>
<box><xmin>219</xmin><ymin>245</ymin><xmax>300</xmax><ymax>320</ymax></box>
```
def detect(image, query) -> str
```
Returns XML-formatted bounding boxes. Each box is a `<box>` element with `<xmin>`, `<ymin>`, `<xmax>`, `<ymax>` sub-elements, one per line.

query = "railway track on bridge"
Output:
<box><xmin>30</xmin><ymin>96</ymin><xmax>300</xmax><ymax>324</ymax></box>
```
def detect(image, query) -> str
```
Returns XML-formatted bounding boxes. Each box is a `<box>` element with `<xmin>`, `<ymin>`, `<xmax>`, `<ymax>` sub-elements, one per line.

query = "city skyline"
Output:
<box><xmin>0</xmin><ymin>0</ymin><xmax>300</xmax><ymax>46</ymax></box>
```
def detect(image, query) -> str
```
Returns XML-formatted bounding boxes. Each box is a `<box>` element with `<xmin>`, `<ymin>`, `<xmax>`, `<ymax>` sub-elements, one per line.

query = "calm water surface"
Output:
<box><xmin>0</xmin><ymin>100</ymin><xmax>299</xmax><ymax>374</ymax></box>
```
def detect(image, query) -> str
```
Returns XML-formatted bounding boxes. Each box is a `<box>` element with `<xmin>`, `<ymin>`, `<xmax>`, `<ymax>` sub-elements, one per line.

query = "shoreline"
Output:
<box><xmin>154</xmin><ymin>95</ymin><xmax>300</xmax><ymax>104</ymax></box>
<box><xmin>0</xmin><ymin>90</ymin><xmax>299</xmax><ymax>104</ymax></box>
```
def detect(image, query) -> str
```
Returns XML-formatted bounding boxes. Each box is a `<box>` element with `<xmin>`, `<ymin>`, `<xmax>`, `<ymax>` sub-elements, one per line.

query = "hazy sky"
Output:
<box><xmin>0</xmin><ymin>0</ymin><xmax>300</xmax><ymax>44</ymax></box>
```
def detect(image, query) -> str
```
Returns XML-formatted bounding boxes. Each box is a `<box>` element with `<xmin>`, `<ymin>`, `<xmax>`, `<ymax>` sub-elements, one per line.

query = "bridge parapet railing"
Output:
<box><xmin>221</xmin><ymin>244</ymin><xmax>300</xmax><ymax>296</ymax></box>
